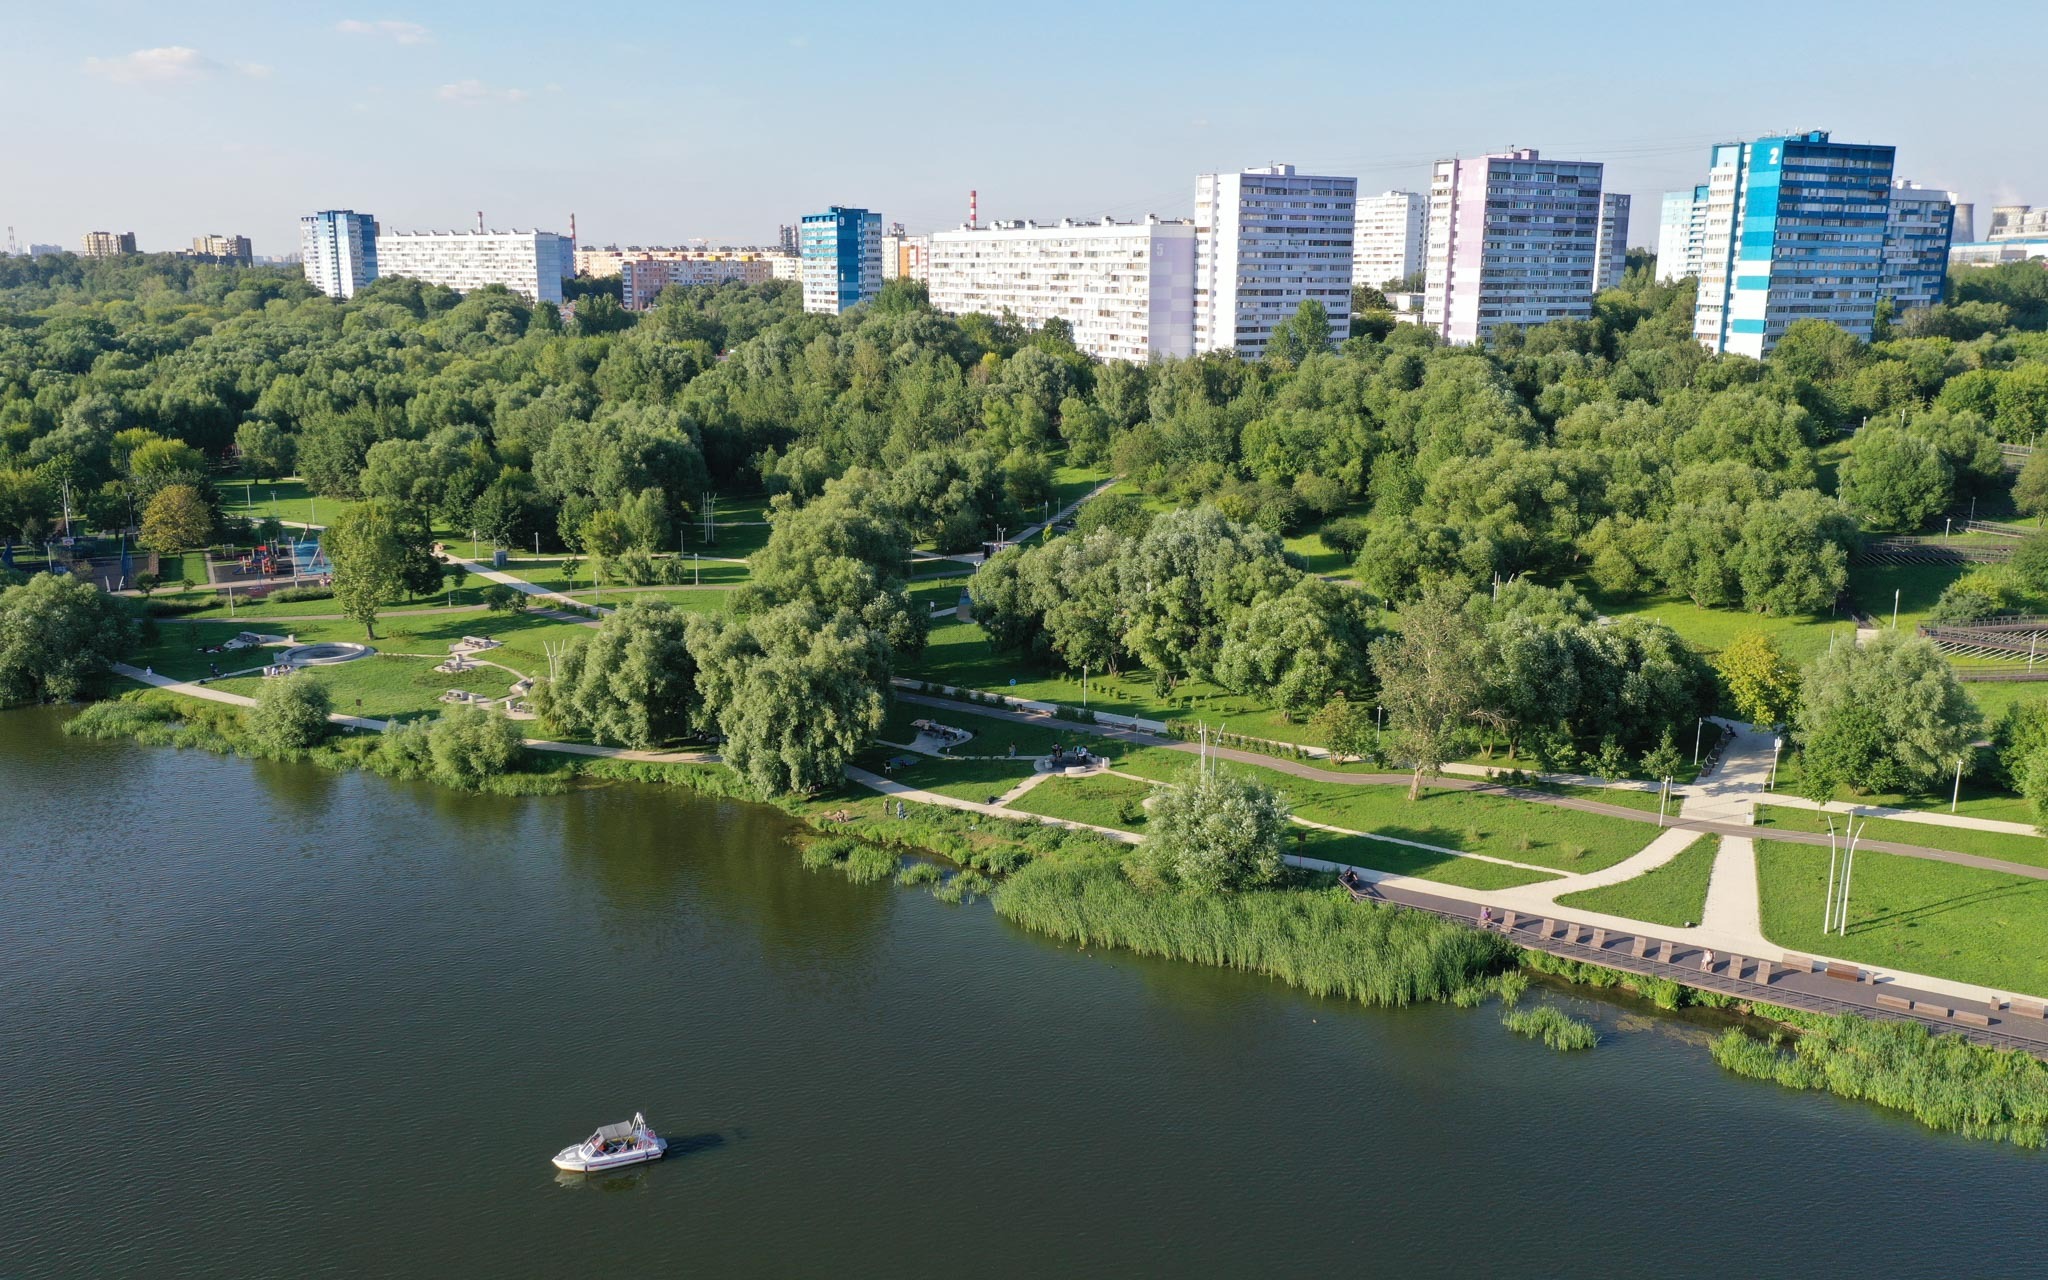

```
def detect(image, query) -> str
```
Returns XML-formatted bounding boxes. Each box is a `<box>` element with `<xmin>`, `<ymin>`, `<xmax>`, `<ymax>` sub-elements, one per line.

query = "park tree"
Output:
<box><xmin>324</xmin><ymin>499</ymin><xmax>416</xmax><ymax>639</ymax></box>
<box><xmin>234</xmin><ymin>420</ymin><xmax>296</xmax><ymax>480</ymax></box>
<box><xmin>1119</xmin><ymin>505</ymin><xmax>1298</xmax><ymax>686</ymax></box>
<box><xmin>246</xmin><ymin>673</ymin><xmax>333</xmax><ymax>753</ymax></box>
<box><xmin>1796</xmin><ymin>629</ymin><xmax>1978</xmax><ymax>797</ymax></box>
<box><xmin>0</xmin><ymin>469</ymin><xmax>54</xmax><ymax>547</ymax></box>
<box><xmin>1370</xmin><ymin>582</ymin><xmax>1486</xmax><ymax>799</ymax></box>
<box><xmin>0</xmin><ymin>574</ymin><xmax>137</xmax><ymax>702</ymax></box>
<box><xmin>138</xmin><ymin>483</ymin><xmax>213</xmax><ymax>553</ymax></box>
<box><xmin>1145</xmin><ymin>766</ymin><xmax>1291</xmax><ymax>893</ymax></box>
<box><xmin>427</xmin><ymin>705</ymin><xmax>525</xmax><ymax>786</ymax></box>
<box><xmin>1213</xmin><ymin>577</ymin><xmax>1376</xmax><ymax>719</ymax></box>
<box><xmin>1311</xmin><ymin>693</ymin><xmax>1377</xmax><ymax>763</ymax></box>
<box><xmin>1037</xmin><ymin>528</ymin><xmax>1130</xmax><ymax>677</ymax></box>
<box><xmin>689</xmin><ymin>601</ymin><xmax>890</xmax><ymax>796</ymax></box>
<box><xmin>739</xmin><ymin>469</ymin><xmax>926</xmax><ymax>658</ymax></box>
<box><xmin>538</xmin><ymin>599</ymin><xmax>700</xmax><ymax>749</ymax></box>
<box><xmin>1734</xmin><ymin>489</ymin><xmax>1854</xmax><ymax>615</ymax></box>
<box><xmin>1837</xmin><ymin>426</ymin><xmax>1951</xmax><ymax>532</ymax></box>
<box><xmin>2015</xmin><ymin>451</ymin><xmax>2048</xmax><ymax>526</ymax></box>
<box><xmin>1714</xmin><ymin>630</ymin><xmax>1801</xmax><ymax>726</ymax></box>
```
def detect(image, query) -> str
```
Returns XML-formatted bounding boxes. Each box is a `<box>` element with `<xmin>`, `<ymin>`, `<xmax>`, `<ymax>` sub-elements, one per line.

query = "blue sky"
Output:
<box><xmin>5</xmin><ymin>0</ymin><xmax>2042</xmax><ymax>256</ymax></box>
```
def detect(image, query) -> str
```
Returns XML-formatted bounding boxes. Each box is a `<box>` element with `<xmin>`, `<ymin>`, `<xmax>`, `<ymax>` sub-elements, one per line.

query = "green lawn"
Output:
<box><xmin>1050</xmin><ymin>459</ymin><xmax>1116</xmax><ymax>511</ymax></box>
<box><xmin>1582</xmin><ymin>587</ymin><xmax>1851</xmax><ymax>668</ymax></box>
<box><xmin>1556</xmin><ymin>834</ymin><xmax>1720</xmax><ymax>927</ymax></box>
<box><xmin>1756</xmin><ymin>840</ymin><xmax>2048</xmax><ymax>996</ymax></box>
<box><xmin>1754</xmin><ymin>804</ymin><xmax>2048</xmax><ymax>870</ymax></box>
<box><xmin>127</xmin><ymin>610</ymin><xmax>589</xmax><ymax>689</ymax></box>
<box><xmin>1845</xmin><ymin>561</ymin><xmax>1965</xmax><ymax>631</ymax></box>
<box><xmin>219</xmin><ymin>477</ymin><xmax>356</xmax><ymax>529</ymax></box>
<box><xmin>497</xmin><ymin>555</ymin><xmax>750</xmax><ymax>592</ymax></box>
<box><xmin>1104</xmin><ymin>745</ymin><xmax>1655</xmax><ymax>873</ymax></box>
<box><xmin>1768</xmin><ymin>752</ymin><xmax>2037</xmax><ymax>826</ymax></box>
<box><xmin>877</xmin><ymin>702</ymin><xmax>1102</xmax><ymax>760</ymax></box>
<box><xmin>1528</xmin><ymin>780</ymin><xmax>1681</xmax><ymax>816</ymax></box>
<box><xmin>211</xmin><ymin>654</ymin><xmax>518</xmax><ymax>723</ymax></box>
<box><xmin>1006</xmin><ymin>773</ymin><xmax>1153</xmax><ymax>831</ymax></box>
<box><xmin>1299</xmin><ymin>830</ymin><xmax>1562</xmax><ymax>891</ymax></box>
<box><xmin>880</xmin><ymin>755</ymin><xmax>1041</xmax><ymax>804</ymax></box>
<box><xmin>147</xmin><ymin>587</ymin><xmax>465</xmax><ymax>622</ymax></box>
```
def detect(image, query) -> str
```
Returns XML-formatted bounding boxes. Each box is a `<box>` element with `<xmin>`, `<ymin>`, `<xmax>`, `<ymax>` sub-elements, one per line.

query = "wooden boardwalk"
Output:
<box><xmin>1362</xmin><ymin>879</ymin><xmax>2048</xmax><ymax>1057</ymax></box>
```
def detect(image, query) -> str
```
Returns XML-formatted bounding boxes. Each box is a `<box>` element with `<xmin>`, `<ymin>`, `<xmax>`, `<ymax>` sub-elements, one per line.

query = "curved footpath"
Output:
<box><xmin>888</xmin><ymin>692</ymin><xmax>2048</xmax><ymax>882</ymax></box>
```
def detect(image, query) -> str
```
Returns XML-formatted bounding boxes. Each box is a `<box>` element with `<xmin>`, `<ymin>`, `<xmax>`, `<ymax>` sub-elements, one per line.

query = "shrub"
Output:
<box><xmin>426</xmin><ymin>705</ymin><xmax>523</xmax><ymax>786</ymax></box>
<box><xmin>269</xmin><ymin>585</ymin><xmax>336</xmax><ymax>605</ymax></box>
<box><xmin>896</xmin><ymin>862</ymin><xmax>943</xmax><ymax>887</ymax></box>
<box><xmin>245</xmin><ymin>673</ymin><xmax>332</xmax><ymax>753</ymax></box>
<box><xmin>1502</xmin><ymin>1005</ymin><xmax>1598</xmax><ymax>1051</ymax></box>
<box><xmin>1495</xmin><ymin>970</ymin><xmax>1530</xmax><ymax>1007</ymax></box>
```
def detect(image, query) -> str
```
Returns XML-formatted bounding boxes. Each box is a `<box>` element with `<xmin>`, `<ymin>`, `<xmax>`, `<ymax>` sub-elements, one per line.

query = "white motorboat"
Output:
<box><xmin>551</xmin><ymin>1112</ymin><xmax>667</xmax><ymax>1173</ymax></box>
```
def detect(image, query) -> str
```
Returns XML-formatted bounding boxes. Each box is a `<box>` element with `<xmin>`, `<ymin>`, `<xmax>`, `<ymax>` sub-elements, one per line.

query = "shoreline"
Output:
<box><xmin>45</xmin><ymin>691</ymin><xmax>2048</xmax><ymax>1149</ymax></box>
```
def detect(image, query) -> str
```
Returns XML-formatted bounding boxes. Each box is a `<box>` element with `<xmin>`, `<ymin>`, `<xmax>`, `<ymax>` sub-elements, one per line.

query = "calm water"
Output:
<box><xmin>4</xmin><ymin>707</ymin><xmax>2044</xmax><ymax>1279</ymax></box>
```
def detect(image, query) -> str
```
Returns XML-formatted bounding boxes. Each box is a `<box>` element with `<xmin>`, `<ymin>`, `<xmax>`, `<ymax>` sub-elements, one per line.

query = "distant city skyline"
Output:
<box><xmin>5</xmin><ymin>0</ymin><xmax>2042</xmax><ymax>257</ymax></box>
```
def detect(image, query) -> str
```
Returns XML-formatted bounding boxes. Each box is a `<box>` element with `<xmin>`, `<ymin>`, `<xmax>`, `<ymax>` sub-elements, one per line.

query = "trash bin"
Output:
<box><xmin>492</xmin><ymin>549</ymin><xmax>508</xmax><ymax>568</ymax></box>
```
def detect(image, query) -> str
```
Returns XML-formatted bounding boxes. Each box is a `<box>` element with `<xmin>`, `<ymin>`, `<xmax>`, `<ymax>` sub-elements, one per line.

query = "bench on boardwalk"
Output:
<box><xmin>1336</xmin><ymin>868</ymin><xmax>1376</xmax><ymax>902</ymax></box>
<box><xmin>1824</xmin><ymin>962</ymin><xmax>1865</xmax><ymax>984</ymax></box>
<box><xmin>1876</xmin><ymin>994</ymin><xmax>1913</xmax><ymax>1012</ymax></box>
<box><xmin>2011</xmin><ymin>998</ymin><xmax>2046</xmax><ymax>1019</ymax></box>
<box><xmin>1954</xmin><ymin>1009</ymin><xmax>1993</xmax><ymax>1027</ymax></box>
<box><xmin>1911</xmin><ymin>1000</ymin><xmax>1951</xmax><ymax>1018</ymax></box>
<box><xmin>1781</xmin><ymin>954</ymin><xmax>1817</xmax><ymax>974</ymax></box>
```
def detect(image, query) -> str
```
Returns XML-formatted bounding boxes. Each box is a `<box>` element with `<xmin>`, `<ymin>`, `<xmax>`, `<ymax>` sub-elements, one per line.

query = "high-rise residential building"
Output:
<box><xmin>1692</xmin><ymin>131</ymin><xmax>1895</xmax><ymax>358</ymax></box>
<box><xmin>1881</xmin><ymin>180</ymin><xmax>1957</xmax><ymax>315</ymax></box>
<box><xmin>373</xmin><ymin>228</ymin><xmax>574</xmax><ymax>303</ymax></box>
<box><xmin>81</xmin><ymin>231</ymin><xmax>137</xmax><ymax>257</ymax></box>
<box><xmin>927</xmin><ymin>216</ymin><xmax>1196</xmax><ymax>363</ymax></box>
<box><xmin>896</xmin><ymin>235</ymin><xmax>930</xmax><ymax>283</ymax></box>
<box><xmin>190</xmin><ymin>234</ymin><xmax>253</xmax><ymax>265</ymax></box>
<box><xmin>881</xmin><ymin>230</ymin><xmax>904</xmax><ymax>281</ymax></box>
<box><xmin>1654</xmin><ymin>187</ymin><xmax>1710</xmax><ymax>282</ymax></box>
<box><xmin>799</xmin><ymin>206</ymin><xmax>883</xmax><ymax>314</ymax></box>
<box><xmin>1352</xmin><ymin>190</ymin><xmax>1426</xmax><ymax>289</ymax></box>
<box><xmin>620</xmin><ymin>252</ymin><xmax>779</xmax><ymax>309</ymax></box>
<box><xmin>27</xmin><ymin>243</ymin><xmax>63</xmax><ymax>257</ymax></box>
<box><xmin>778</xmin><ymin>224</ymin><xmax>799</xmax><ymax>255</ymax></box>
<box><xmin>1593</xmin><ymin>192</ymin><xmax>1631</xmax><ymax>291</ymax></box>
<box><xmin>1422</xmin><ymin>149</ymin><xmax>1604</xmax><ymax>345</ymax></box>
<box><xmin>1193</xmin><ymin>164</ymin><xmax>1355</xmax><ymax>357</ymax></box>
<box><xmin>766</xmin><ymin>253</ymin><xmax>803</xmax><ymax>282</ymax></box>
<box><xmin>300</xmin><ymin>210</ymin><xmax>380</xmax><ymax>299</ymax></box>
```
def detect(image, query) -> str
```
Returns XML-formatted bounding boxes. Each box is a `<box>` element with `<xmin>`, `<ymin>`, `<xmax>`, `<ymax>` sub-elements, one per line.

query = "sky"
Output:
<box><xmin>4</xmin><ymin>0</ymin><xmax>2044</xmax><ymax>258</ymax></box>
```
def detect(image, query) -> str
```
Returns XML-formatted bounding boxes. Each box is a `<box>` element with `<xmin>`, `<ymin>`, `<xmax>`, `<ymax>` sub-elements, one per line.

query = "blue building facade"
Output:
<box><xmin>799</xmin><ymin>206</ymin><xmax>883</xmax><ymax>315</ymax></box>
<box><xmin>298</xmin><ymin>210</ymin><xmax>379</xmax><ymax>300</ymax></box>
<box><xmin>1692</xmin><ymin>131</ymin><xmax>1895</xmax><ymax>358</ymax></box>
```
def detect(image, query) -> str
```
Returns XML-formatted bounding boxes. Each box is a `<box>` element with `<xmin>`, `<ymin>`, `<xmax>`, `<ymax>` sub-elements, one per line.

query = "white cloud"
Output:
<box><xmin>83</xmin><ymin>46</ymin><xmax>272</xmax><ymax>85</ymax></box>
<box><xmin>436</xmin><ymin>79</ymin><xmax>528</xmax><ymax>106</ymax></box>
<box><xmin>84</xmin><ymin>46</ymin><xmax>214</xmax><ymax>84</ymax></box>
<box><xmin>336</xmin><ymin>19</ymin><xmax>432</xmax><ymax>45</ymax></box>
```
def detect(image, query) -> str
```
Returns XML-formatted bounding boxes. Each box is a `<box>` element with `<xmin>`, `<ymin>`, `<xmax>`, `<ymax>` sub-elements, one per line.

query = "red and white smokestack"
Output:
<box><xmin>969</xmin><ymin>189</ymin><xmax>978</xmax><ymax>230</ymax></box>
<box><xmin>569</xmin><ymin>212</ymin><xmax>577</xmax><ymax>243</ymax></box>
<box><xmin>476</xmin><ymin>210</ymin><xmax>484</xmax><ymax>233</ymax></box>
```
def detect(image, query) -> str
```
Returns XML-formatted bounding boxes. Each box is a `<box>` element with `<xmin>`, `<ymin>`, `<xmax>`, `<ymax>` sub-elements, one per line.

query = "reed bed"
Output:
<box><xmin>1710</xmin><ymin>1014</ymin><xmax>2048</xmax><ymax>1147</ymax></box>
<box><xmin>1502</xmin><ymin>1005</ymin><xmax>1598</xmax><ymax>1051</ymax></box>
<box><xmin>991</xmin><ymin>857</ymin><xmax>1515</xmax><ymax>1007</ymax></box>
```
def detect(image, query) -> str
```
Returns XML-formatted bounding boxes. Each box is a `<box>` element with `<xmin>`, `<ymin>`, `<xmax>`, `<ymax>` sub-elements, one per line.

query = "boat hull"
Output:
<box><xmin>552</xmin><ymin>1139</ymin><xmax>668</xmax><ymax>1173</ymax></box>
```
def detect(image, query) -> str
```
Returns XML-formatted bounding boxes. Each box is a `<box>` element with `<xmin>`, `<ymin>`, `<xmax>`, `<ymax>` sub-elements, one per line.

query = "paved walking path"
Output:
<box><xmin>841</xmin><ymin>767</ymin><xmax>1142</xmax><ymax>844</ymax></box>
<box><xmin>1761</xmin><ymin>792</ymin><xmax>2040</xmax><ymax>837</ymax></box>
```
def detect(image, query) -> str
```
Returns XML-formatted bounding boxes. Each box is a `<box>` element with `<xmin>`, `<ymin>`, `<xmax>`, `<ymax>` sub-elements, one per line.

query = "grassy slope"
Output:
<box><xmin>1007</xmin><ymin>773</ymin><xmax>1154</xmax><ymax>831</ymax></box>
<box><xmin>1556</xmin><ymin>834</ymin><xmax>1721</xmax><ymax>927</ymax></box>
<box><xmin>211</xmin><ymin>655</ymin><xmax>517</xmax><ymax>723</ymax></box>
<box><xmin>1754</xmin><ymin>804</ymin><xmax>2048</xmax><ymax>869</ymax></box>
<box><xmin>1106</xmin><ymin>745</ymin><xmax>1652</xmax><ymax>873</ymax></box>
<box><xmin>1756</xmin><ymin>839</ymin><xmax>2048</xmax><ymax>996</ymax></box>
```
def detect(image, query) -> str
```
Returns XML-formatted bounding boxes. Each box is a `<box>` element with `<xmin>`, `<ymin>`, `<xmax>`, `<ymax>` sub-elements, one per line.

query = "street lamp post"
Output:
<box><xmin>1693</xmin><ymin>717</ymin><xmax>1705</xmax><ymax>766</ymax></box>
<box><xmin>1893</xmin><ymin>588</ymin><xmax>1900</xmax><ymax>628</ymax></box>
<box><xmin>1953</xmin><ymin>756</ymin><xmax>1965</xmax><ymax>814</ymax></box>
<box><xmin>1770</xmin><ymin>736</ymin><xmax>1783</xmax><ymax>789</ymax></box>
<box><xmin>1823</xmin><ymin>817</ymin><xmax>1840</xmax><ymax>933</ymax></box>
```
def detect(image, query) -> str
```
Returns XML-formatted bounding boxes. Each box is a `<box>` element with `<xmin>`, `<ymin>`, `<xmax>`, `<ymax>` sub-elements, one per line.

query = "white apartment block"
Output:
<box><xmin>1194</xmin><ymin>164</ymin><xmax>1355</xmax><ymax>357</ymax></box>
<box><xmin>620</xmin><ymin>253</ymin><xmax>780</xmax><ymax>309</ymax></box>
<box><xmin>1594</xmin><ymin>192</ymin><xmax>1631</xmax><ymax>291</ymax></box>
<box><xmin>767</xmin><ymin>253</ymin><xmax>803</xmax><ymax>282</ymax></box>
<box><xmin>927</xmin><ymin>216</ymin><xmax>1196</xmax><ymax>363</ymax></box>
<box><xmin>376</xmin><ymin>228</ymin><xmax>575</xmax><ymax>303</ymax></box>
<box><xmin>1353</xmin><ymin>191</ymin><xmax>1426</xmax><ymax>289</ymax></box>
<box><xmin>1423</xmin><ymin>149</ymin><xmax>1605</xmax><ymax>345</ymax></box>
<box><xmin>1882</xmin><ymin>180</ymin><xmax>1957</xmax><ymax>315</ymax></box>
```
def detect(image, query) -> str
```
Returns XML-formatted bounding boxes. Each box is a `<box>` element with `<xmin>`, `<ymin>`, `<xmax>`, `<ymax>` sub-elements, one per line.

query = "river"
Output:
<box><xmin>2</xmin><ymin>706</ymin><xmax>2042</xmax><ymax>1278</ymax></box>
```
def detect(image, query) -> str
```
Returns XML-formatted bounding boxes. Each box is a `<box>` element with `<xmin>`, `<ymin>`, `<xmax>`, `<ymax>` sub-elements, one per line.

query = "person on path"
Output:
<box><xmin>1479</xmin><ymin>906</ymin><xmax>1493</xmax><ymax>930</ymax></box>
<box><xmin>1702</xmin><ymin>949</ymin><xmax>1716</xmax><ymax>973</ymax></box>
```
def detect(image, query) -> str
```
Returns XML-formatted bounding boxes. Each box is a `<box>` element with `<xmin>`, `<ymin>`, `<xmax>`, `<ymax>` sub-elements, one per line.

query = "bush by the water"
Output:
<box><xmin>1502</xmin><ymin>1005</ymin><xmax>1599</xmax><ymax>1051</ymax></box>
<box><xmin>1710</xmin><ymin>1014</ymin><xmax>2048</xmax><ymax>1147</ymax></box>
<box><xmin>993</xmin><ymin>857</ymin><xmax>1514</xmax><ymax>1006</ymax></box>
<box><xmin>245</xmin><ymin>673</ymin><xmax>332</xmax><ymax>753</ymax></box>
<box><xmin>800</xmin><ymin>835</ymin><xmax>899</xmax><ymax>884</ymax></box>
